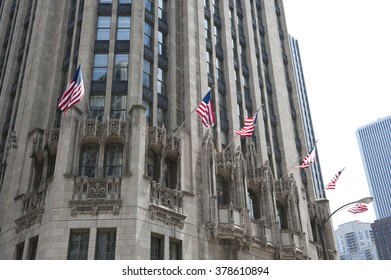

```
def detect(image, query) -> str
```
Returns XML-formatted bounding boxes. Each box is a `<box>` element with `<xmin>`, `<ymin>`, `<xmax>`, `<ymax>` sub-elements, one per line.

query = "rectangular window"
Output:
<box><xmin>90</xmin><ymin>96</ymin><xmax>105</xmax><ymax>120</ymax></box>
<box><xmin>157</xmin><ymin>107</ymin><xmax>167</xmax><ymax>128</ymax></box>
<box><xmin>117</xmin><ymin>16</ymin><xmax>131</xmax><ymax>40</ymax></box>
<box><xmin>110</xmin><ymin>95</ymin><xmax>127</xmax><ymax>120</ymax></box>
<box><xmin>219</xmin><ymin>92</ymin><xmax>227</xmax><ymax>120</ymax></box>
<box><xmin>216</xmin><ymin>57</ymin><xmax>224</xmax><ymax>82</ymax></box>
<box><xmin>92</xmin><ymin>54</ymin><xmax>109</xmax><ymax>81</ymax></box>
<box><xmin>143</xmin><ymin>59</ymin><xmax>152</xmax><ymax>89</ymax></box>
<box><xmin>204</xmin><ymin>18</ymin><xmax>211</xmax><ymax>40</ymax></box>
<box><xmin>15</xmin><ymin>242</ymin><xmax>25</xmax><ymax>260</ymax></box>
<box><xmin>119</xmin><ymin>0</ymin><xmax>131</xmax><ymax>3</ymax></box>
<box><xmin>95</xmin><ymin>228</ymin><xmax>116</xmax><ymax>260</ymax></box>
<box><xmin>212</xmin><ymin>0</ymin><xmax>220</xmax><ymax>15</ymax></box>
<box><xmin>158</xmin><ymin>0</ymin><xmax>167</xmax><ymax>20</ymax></box>
<box><xmin>67</xmin><ymin>229</ymin><xmax>90</xmax><ymax>260</ymax></box>
<box><xmin>28</xmin><ymin>236</ymin><xmax>39</xmax><ymax>260</ymax></box>
<box><xmin>150</xmin><ymin>234</ymin><xmax>164</xmax><ymax>260</ymax></box>
<box><xmin>80</xmin><ymin>144</ymin><xmax>99</xmax><ymax>177</ymax></box>
<box><xmin>105</xmin><ymin>144</ymin><xmax>123</xmax><ymax>176</ymax></box>
<box><xmin>157</xmin><ymin>67</ymin><xmax>166</xmax><ymax>96</ymax></box>
<box><xmin>97</xmin><ymin>16</ymin><xmax>111</xmax><ymax>40</ymax></box>
<box><xmin>157</xmin><ymin>31</ymin><xmax>166</xmax><ymax>57</ymax></box>
<box><xmin>145</xmin><ymin>0</ymin><xmax>153</xmax><ymax>12</ymax></box>
<box><xmin>214</xmin><ymin>25</ymin><xmax>222</xmax><ymax>47</ymax></box>
<box><xmin>169</xmin><ymin>239</ymin><xmax>182</xmax><ymax>260</ymax></box>
<box><xmin>144</xmin><ymin>22</ymin><xmax>153</xmax><ymax>48</ymax></box>
<box><xmin>143</xmin><ymin>100</ymin><xmax>152</xmax><ymax>126</ymax></box>
<box><xmin>114</xmin><ymin>53</ymin><xmax>129</xmax><ymax>81</ymax></box>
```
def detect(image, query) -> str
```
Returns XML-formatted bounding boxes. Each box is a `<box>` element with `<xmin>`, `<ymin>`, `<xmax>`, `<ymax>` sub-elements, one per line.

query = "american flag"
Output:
<box><xmin>347</xmin><ymin>203</ymin><xmax>368</xmax><ymax>214</ymax></box>
<box><xmin>297</xmin><ymin>146</ymin><xmax>316</xmax><ymax>169</ymax></box>
<box><xmin>325</xmin><ymin>168</ymin><xmax>345</xmax><ymax>190</ymax></box>
<box><xmin>235</xmin><ymin>111</ymin><xmax>258</xmax><ymax>137</ymax></box>
<box><xmin>58</xmin><ymin>65</ymin><xmax>85</xmax><ymax>114</ymax></box>
<box><xmin>196</xmin><ymin>90</ymin><xmax>215</xmax><ymax>128</ymax></box>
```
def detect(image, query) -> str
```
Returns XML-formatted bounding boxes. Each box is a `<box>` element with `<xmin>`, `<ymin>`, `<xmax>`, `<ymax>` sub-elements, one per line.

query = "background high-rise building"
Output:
<box><xmin>356</xmin><ymin>115</ymin><xmax>391</xmax><ymax>219</ymax></box>
<box><xmin>335</xmin><ymin>220</ymin><xmax>378</xmax><ymax>260</ymax></box>
<box><xmin>289</xmin><ymin>35</ymin><xmax>325</xmax><ymax>200</ymax></box>
<box><xmin>371</xmin><ymin>216</ymin><xmax>391</xmax><ymax>260</ymax></box>
<box><xmin>0</xmin><ymin>0</ymin><xmax>335</xmax><ymax>260</ymax></box>
<box><xmin>356</xmin><ymin>116</ymin><xmax>391</xmax><ymax>260</ymax></box>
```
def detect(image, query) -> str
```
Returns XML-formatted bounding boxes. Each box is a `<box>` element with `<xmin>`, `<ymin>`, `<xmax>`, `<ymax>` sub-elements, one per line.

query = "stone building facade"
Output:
<box><xmin>0</xmin><ymin>0</ymin><xmax>336</xmax><ymax>260</ymax></box>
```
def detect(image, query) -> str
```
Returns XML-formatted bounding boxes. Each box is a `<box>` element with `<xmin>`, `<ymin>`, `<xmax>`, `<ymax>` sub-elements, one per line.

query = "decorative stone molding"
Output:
<box><xmin>150</xmin><ymin>181</ymin><xmax>183</xmax><ymax>214</ymax></box>
<box><xmin>73</xmin><ymin>176</ymin><xmax>121</xmax><ymax>200</ymax></box>
<box><xmin>149</xmin><ymin>203</ymin><xmax>186</xmax><ymax>229</ymax></box>
<box><xmin>14</xmin><ymin>180</ymin><xmax>48</xmax><ymax>233</ymax></box>
<box><xmin>70</xmin><ymin>176</ymin><xmax>122</xmax><ymax>216</ymax></box>
<box><xmin>69</xmin><ymin>200</ymin><xmax>122</xmax><ymax>217</ymax></box>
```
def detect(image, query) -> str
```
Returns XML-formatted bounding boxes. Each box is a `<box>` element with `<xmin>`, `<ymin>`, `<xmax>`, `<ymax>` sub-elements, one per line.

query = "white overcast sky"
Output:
<box><xmin>282</xmin><ymin>0</ymin><xmax>391</xmax><ymax>229</ymax></box>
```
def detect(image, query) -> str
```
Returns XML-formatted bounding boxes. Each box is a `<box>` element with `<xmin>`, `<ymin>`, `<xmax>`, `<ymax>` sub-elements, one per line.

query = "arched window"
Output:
<box><xmin>247</xmin><ymin>190</ymin><xmax>255</xmax><ymax>219</ymax></box>
<box><xmin>80</xmin><ymin>144</ymin><xmax>99</xmax><ymax>177</ymax></box>
<box><xmin>147</xmin><ymin>149</ymin><xmax>160</xmax><ymax>181</ymax></box>
<box><xmin>276</xmin><ymin>201</ymin><xmax>288</xmax><ymax>229</ymax></box>
<box><xmin>164</xmin><ymin>157</ymin><xmax>177</xmax><ymax>189</ymax></box>
<box><xmin>104</xmin><ymin>144</ymin><xmax>123</xmax><ymax>176</ymax></box>
<box><xmin>216</xmin><ymin>174</ymin><xmax>230</xmax><ymax>205</ymax></box>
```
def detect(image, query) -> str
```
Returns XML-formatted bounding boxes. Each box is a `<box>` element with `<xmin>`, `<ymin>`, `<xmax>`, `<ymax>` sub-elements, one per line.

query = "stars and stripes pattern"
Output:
<box><xmin>196</xmin><ymin>90</ymin><xmax>215</xmax><ymax>128</ymax></box>
<box><xmin>325</xmin><ymin>168</ymin><xmax>345</xmax><ymax>190</ymax></box>
<box><xmin>235</xmin><ymin>111</ymin><xmax>258</xmax><ymax>137</ymax></box>
<box><xmin>58</xmin><ymin>65</ymin><xmax>85</xmax><ymax>114</ymax></box>
<box><xmin>347</xmin><ymin>203</ymin><xmax>369</xmax><ymax>214</ymax></box>
<box><xmin>297</xmin><ymin>146</ymin><xmax>316</xmax><ymax>169</ymax></box>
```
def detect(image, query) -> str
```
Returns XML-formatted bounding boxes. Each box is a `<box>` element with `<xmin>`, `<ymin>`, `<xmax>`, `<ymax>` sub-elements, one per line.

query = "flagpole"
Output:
<box><xmin>279</xmin><ymin>139</ymin><xmax>319</xmax><ymax>180</ymax></box>
<box><xmin>223</xmin><ymin>133</ymin><xmax>239</xmax><ymax>153</ymax></box>
<box><xmin>172</xmin><ymin>84</ymin><xmax>215</xmax><ymax>138</ymax></box>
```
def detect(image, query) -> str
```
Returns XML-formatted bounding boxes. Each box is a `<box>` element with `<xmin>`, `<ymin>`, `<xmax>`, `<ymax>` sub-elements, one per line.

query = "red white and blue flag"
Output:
<box><xmin>196</xmin><ymin>90</ymin><xmax>215</xmax><ymax>128</ymax></box>
<box><xmin>235</xmin><ymin>111</ymin><xmax>258</xmax><ymax>137</ymax></box>
<box><xmin>325</xmin><ymin>168</ymin><xmax>345</xmax><ymax>190</ymax></box>
<box><xmin>347</xmin><ymin>203</ymin><xmax>368</xmax><ymax>214</ymax></box>
<box><xmin>297</xmin><ymin>146</ymin><xmax>316</xmax><ymax>169</ymax></box>
<box><xmin>58</xmin><ymin>65</ymin><xmax>85</xmax><ymax>114</ymax></box>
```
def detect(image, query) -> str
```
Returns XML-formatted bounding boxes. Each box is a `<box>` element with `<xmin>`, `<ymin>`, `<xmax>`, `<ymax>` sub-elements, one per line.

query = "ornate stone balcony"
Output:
<box><xmin>79</xmin><ymin>118</ymin><xmax>126</xmax><ymax>143</ymax></box>
<box><xmin>14</xmin><ymin>180</ymin><xmax>48</xmax><ymax>233</ymax></box>
<box><xmin>149</xmin><ymin>181</ymin><xmax>186</xmax><ymax>228</ymax></box>
<box><xmin>43</xmin><ymin>127</ymin><xmax>59</xmax><ymax>154</ymax></box>
<box><xmin>280</xmin><ymin>229</ymin><xmax>304</xmax><ymax>254</ymax></box>
<box><xmin>80</xmin><ymin>119</ymin><xmax>103</xmax><ymax>139</ymax></box>
<box><xmin>216</xmin><ymin>150</ymin><xmax>234</xmax><ymax>168</ymax></box>
<box><xmin>148</xmin><ymin>126</ymin><xmax>165</xmax><ymax>152</ymax></box>
<box><xmin>69</xmin><ymin>176</ymin><xmax>122</xmax><ymax>216</ymax></box>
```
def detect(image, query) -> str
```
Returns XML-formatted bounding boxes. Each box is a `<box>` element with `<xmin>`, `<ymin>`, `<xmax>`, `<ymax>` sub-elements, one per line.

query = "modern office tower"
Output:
<box><xmin>356</xmin><ymin>115</ymin><xmax>391</xmax><ymax>219</ymax></box>
<box><xmin>288</xmin><ymin>35</ymin><xmax>325</xmax><ymax>200</ymax></box>
<box><xmin>371</xmin><ymin>217</ymin><xmax>391</xmax><ymax>260</ymax></box>
<box><xmin>335</xmin><ymin>220</ymin><xmax>378</xmax><ymax>260</ymax></box>
<box><xmin>0</xmin><ymin>0</ymin><xmax>336</xmax><ymax>260</ymax></box>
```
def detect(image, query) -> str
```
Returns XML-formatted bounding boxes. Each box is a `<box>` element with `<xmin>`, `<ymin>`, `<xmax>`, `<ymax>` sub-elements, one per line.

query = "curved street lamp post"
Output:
<box><xmin>318</xmin><ymin>196</ymin><xmax>374</xmax><ymax>260</ymax></box>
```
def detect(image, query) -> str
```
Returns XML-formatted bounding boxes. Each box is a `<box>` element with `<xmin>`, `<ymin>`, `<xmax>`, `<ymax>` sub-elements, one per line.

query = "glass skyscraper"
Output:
<box><xmin>356</xmin><ymin>115</ymin><xmax>391</xmax><ymax>219</ymax></box>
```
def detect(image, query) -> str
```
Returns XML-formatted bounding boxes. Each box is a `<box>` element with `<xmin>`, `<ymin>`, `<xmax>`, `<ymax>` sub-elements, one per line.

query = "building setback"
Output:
<box><xmin>0</xmin><ymin>0</ymin><xmax>335</xmax><ymax>260</ymax></box>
